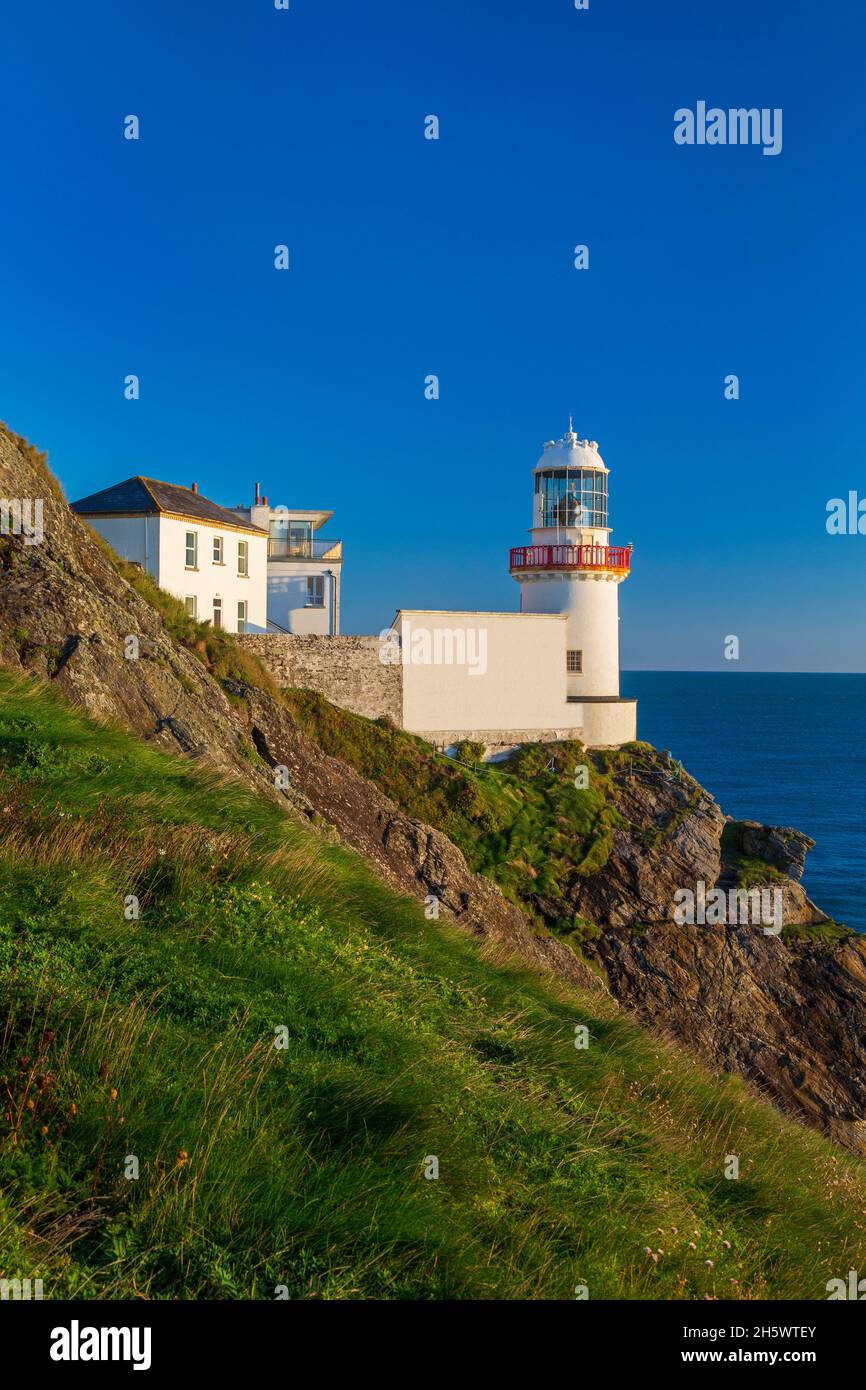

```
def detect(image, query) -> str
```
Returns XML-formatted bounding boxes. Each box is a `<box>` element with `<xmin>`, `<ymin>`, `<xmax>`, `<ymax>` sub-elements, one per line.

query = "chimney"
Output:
<box><xmin>254</xmin><ymin>482</ymin><xmax>261</xmax><ymax>505</ymax></box>
<box><xmin>191</xmin><ymin>482</ymin><xmax>198</xmax><ymax>494</ymax></box>
<box><xmin>262</xmin><ymin>495</ymin><xmax>268</xmax><ymax>506</ymax></box>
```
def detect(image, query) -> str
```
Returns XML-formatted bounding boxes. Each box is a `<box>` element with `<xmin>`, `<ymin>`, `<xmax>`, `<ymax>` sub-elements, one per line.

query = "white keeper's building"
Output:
<box><xmin>71</xmin><ymin>477</ymin><xmax>269</xmax><ymax>634</ymax></box>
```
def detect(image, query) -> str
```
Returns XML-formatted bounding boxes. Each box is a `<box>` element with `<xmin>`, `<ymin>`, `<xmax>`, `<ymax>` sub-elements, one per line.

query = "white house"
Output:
<box><xmin>228</xmin><ymin>486</ymin><xmax>342</xmax><ymax>635</ymax></box>
<box><xmin>71</xmin><ymin>477</ymin><xmax>268</xmax><ymax>634</ymax></box>
<box><xmin>386</xmin><ymin>425</ymin><xmax>637</xmax><ymax>748</ymax></box>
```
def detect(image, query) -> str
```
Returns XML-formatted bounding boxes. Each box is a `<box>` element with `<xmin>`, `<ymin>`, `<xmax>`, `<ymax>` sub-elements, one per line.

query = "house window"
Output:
<box><xmin>269</xmin><ymin>518</ymin><xmax>312</xmax><ymax>557</ymax></box>
<box><xmin>566</xmin><ymin>649</ymin><xmax>583</xmax><ymax>673</ymax></box>
<box><xmin>184</xmin><ymin>596</ymin><xmax>197</xmax><ymax>619</ymax></box>
<box><xmin>237</xmin><ymin>540</ymin><xmax>248</xmax><ymax>576</ymax></box>
<box><xmin>185</xmin><ymin>531</ymin><xmax>197</xmax><ymax>568</ymax></box>
<box><xmin>237</xmin><ymin>600</ymin><xmax>248</xmax><ymax>633</ymax></box>
<box><xmin>213</xmin><ymin>536</ymin><xmax>224</xmax><ymax>564</ymax></box>
<box><xmin>213</xmin><ymin>597</ymin><xmax>223</xmax><ymax>629</ymax></box>
<box><xmin>306</xmin><ymin>576</ymin><xmax>324</xmax><ymax>607</ymax></box>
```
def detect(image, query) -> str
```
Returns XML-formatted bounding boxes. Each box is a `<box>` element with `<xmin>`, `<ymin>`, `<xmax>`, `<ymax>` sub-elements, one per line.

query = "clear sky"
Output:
<box><xmin>3</xmin><ymin>0</ymin><xmax>865</xmax><ymax>669</ymax></box>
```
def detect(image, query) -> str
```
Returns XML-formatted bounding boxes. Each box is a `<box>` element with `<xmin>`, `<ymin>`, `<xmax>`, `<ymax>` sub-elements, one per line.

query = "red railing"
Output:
<box><xmin>509</xmin><ymin>544</ymin><xmax>632</xmax><ymax>573</ymax></box>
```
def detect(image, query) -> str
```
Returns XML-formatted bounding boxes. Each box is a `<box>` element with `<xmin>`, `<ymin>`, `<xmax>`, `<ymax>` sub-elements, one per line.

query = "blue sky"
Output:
<box><xmin>3</xmin><ymin>0</ymin><xmax>865</xmax><ymax>669</ymax></box>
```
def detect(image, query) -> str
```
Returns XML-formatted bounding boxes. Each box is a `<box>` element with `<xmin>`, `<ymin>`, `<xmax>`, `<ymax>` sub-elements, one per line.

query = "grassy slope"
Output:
<box><xmin>0</xmin><ymin>674</ymin><xmax>864</xmax><ymax>1299</ymax></box>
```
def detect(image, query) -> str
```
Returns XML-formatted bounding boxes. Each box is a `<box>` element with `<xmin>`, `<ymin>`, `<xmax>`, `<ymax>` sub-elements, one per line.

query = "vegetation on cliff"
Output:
<box><xmin>282</xmin><ymin>690</ymin><xmax>708</xmax><ymax>938</ymax></box>
<box><xmin>1</xmin><ymin>672</ymin><xmax>864</xmax><ymax>1299</ymax></box>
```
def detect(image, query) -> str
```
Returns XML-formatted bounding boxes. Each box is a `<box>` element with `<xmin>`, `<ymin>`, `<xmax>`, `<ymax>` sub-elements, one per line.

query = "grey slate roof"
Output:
<box><xmin>71</xmin><ymin>477</ymin><xmax>266</xmax><ymax>534</ymax></box>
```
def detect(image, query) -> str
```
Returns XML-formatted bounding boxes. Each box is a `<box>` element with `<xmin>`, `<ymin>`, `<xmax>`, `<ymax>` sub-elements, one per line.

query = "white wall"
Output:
<box><xmin>395</xmin><ymin>609</ymin><xmax>635</xmax><ymax>747</ymax></box>
<box><xmin>267</xmin><ymin>563</ymin><xmax>339</xmax><ymax>635</ymax></box>
<box><xmin>397</xmin><ymin>610</ymin><xmax>586</xmax><ymax>736</ymax></box>
<box><xmin>157</xmin><ymin>516</ymin><xmax>267</xmax><ymax>633</ymax></box>
<box><xmin>517</xmin><ymin>571</ymin><xmax>622</xmax><ymax>697</ymax></box>
<box><xmin>78</xmin><ymin>513</ymin><xmax>266</xmax><ymax>634</ymax></box>
<box><xmin>580</xmin><ymin>700</ymin><xmax>637</xmax><ymax>746</ymax></box>
<box><xmin>82</xmin><ymin>515</ymin><xmax>161</xmax><ymax>578</ymax></box>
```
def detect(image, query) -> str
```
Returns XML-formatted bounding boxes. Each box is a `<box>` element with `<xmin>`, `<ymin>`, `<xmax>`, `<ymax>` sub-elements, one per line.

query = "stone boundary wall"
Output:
<box><xmin>414</xmin><ymin>727</ymin><xmax>584</xmax><ymax>751</ymax></box>
<box><xmin>237</xmin><ymin>634</ymin><xmax>403</xmax><ymax>726</ymax></box>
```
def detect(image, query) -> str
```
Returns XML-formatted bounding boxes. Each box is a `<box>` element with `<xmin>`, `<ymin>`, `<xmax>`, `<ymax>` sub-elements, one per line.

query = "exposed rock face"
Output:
<box><xmin>578</xmin><ymin>771</ymin><xmax>726</xmax><ymax>928</ymax></box>
<box><xmin>1</xmin><ymin>422</ymin><xmax>864</xmax><ymax>1152</ymax></box>
<box><xmin>590</xmin><ymin>923</ymin><xmax>866</xmax><ymax>1153</ymax></box>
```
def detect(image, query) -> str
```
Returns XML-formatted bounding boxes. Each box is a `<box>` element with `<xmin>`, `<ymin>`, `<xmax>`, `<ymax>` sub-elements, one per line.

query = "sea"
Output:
<box><xmin>620</xmin><ymin>672</ymin><xmax>866</xmax><ymax>932</ymax></box>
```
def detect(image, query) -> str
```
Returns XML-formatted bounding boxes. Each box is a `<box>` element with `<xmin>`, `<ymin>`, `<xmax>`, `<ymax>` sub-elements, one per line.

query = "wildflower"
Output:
<box><xmin>109</xmin><ymin>1088</ymin><xmax>118</xmax><ymax>1101</ymax></box>
<box><xmin>176</xmin><ymin>1149</ymin><xmax>189</xmax><ymax>1167</ymax></box>
<box><xmin>705</xmin><ymin>1259</ymin><xmax>714</xmax><ymax>1268</ymax></box>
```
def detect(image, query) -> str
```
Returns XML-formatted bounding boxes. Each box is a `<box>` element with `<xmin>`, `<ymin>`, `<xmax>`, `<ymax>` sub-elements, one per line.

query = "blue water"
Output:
<box><xmin>620</xmin><ymin>673</ymin><xmax>866</xmax><ymax>932</ymax></box>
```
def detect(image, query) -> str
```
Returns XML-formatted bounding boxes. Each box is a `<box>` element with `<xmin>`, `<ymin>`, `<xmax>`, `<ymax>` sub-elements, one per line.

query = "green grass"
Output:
<box><xmin>0</xmin><ymin>671</ymin><xmax>864</xmax><ymax>1300</ymax></box>
<box><xmin>782</xmin><ymin>919</ymin><xmax>854</xmax><ymax>948</ymax></box>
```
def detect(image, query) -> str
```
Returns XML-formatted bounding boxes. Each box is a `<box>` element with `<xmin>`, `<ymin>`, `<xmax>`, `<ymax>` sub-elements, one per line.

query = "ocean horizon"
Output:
<box><xmin>620</xmin><ymin>671</ymin><xmax>866</xmax><ymax>932</ymax></box>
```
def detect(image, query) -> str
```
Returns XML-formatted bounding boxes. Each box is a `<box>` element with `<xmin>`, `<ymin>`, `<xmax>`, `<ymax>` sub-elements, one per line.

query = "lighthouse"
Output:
<box><xmin>509</xmin><ymin>425</ymin><xmax>632</xmax><ymax>705</ymax></box>
<box><xmin>270</xmin><ymin>420</ymin><xmax>636</xmax><ymax>752</ymax></box>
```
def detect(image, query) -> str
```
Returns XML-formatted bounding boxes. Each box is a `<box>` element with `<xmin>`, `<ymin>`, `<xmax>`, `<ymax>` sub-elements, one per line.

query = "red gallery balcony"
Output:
<box><xmin>509</xmin><ymin>543</ymin><xmax>632</xmax><ymax>575</ymax></box>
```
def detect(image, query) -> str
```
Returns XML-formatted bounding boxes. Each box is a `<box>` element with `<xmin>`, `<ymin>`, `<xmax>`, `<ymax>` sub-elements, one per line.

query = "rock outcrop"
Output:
<box><xmin>590</xmin><ymin>922</ymin><xmax>866</xmax><ymax>1152</ymax></box>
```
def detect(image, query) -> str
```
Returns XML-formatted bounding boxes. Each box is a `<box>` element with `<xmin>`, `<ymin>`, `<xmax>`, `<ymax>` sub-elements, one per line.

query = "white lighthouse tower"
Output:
<box><xmin>510</xmin><ymin>424</ymin><xmax>632</xmax><ymax>708</ymax></box>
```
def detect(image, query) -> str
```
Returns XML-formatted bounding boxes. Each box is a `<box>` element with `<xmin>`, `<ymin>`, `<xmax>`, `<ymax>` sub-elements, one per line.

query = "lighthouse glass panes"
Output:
<box><xmin>536</xmin><ymin>469</ymin><xmax>607</xmax><ymax>529</ymax></box>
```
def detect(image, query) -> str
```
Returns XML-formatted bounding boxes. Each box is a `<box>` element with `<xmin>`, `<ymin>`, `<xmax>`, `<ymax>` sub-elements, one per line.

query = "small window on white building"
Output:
<box><xmin>185</xmin><ymin>531</ymin><xmax>197</xmax><ymax>568</ymax></box>
<box><xmin>213</xmin><ymin>597</ymin><xmax>223</xmax><ymax>629</ymax></box>
<box><xmin>213</xmin><ymin>535</ymin><xmax>224</xmax><ymax>564</ymax></box>
<box><xmin>566</xmin><ymin>649</ymin><xmax>583</xmax><ymax>673</ymax></box>
<box><xmin>184</xmin><ymin>596</ymin><xmax>197</xmax><ymax>619</ymax></box>
<box><xmin>237</xmin><ymin>540</ymin><xmax>248</xmax><ymax>576</ymax></box>
<box><xmin>306</xmin><ymin>576</ymin><xmax>324</xmax><ymax>607</ymax></box>
<box><xmin>237</xmin><ymin>600</ymin><xmax>248</xmax><ymax>634</ymax></box>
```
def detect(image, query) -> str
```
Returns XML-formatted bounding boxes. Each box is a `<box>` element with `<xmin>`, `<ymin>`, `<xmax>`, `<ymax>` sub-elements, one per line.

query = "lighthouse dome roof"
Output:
<box><xmin>534</xmin><ymin>427</ymin><xmax>607</xmax><ymax>474</ymax></box>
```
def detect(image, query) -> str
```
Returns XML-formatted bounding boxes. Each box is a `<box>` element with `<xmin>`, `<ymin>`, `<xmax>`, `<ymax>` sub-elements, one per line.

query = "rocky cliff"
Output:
<box><xmin>2</xmin><ymin>421</ymin><xmax>866</xmax><ymax>1152</ymax></box>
